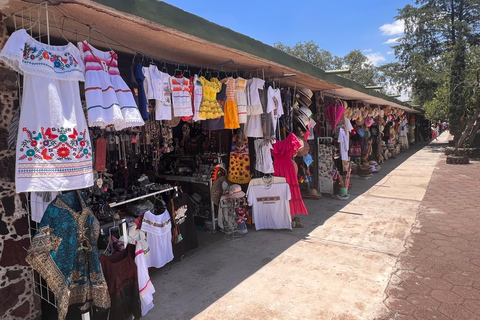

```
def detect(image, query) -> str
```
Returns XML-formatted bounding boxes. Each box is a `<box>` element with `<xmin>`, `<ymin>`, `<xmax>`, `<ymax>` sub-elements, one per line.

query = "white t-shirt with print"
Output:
<box><xmin>247</xmin><ymin>183</ymin><xmax>292</xmax><ymax>230</ymax></box>
<box><xmin>267</xmin><ymin>86</ymin><xmax>284</xmax><ymax>136</ymax></box>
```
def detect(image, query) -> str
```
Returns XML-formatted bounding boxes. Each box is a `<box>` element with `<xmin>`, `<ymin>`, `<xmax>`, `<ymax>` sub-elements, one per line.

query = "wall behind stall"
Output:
<box><xmin>0</xmin><ymin>13</ymin><xmax>41</xmax><ymax>320</ymax></box>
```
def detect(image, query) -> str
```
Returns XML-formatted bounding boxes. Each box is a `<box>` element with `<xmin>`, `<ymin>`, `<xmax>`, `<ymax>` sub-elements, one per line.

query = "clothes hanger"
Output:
<box><xmin>56</xmin><ymin>15</ymin><xmax>70</xmax><ymax>44</ymax></box>
<box><xmin>262</xmin><ymin>173</ymin><xmax>273</xmax><ymax>186</ymax></box>
<box><xmin>162</xmin><ymin>61</ymin><xmax>168</xmax><ymax>73</ymax></box>
<box><xmin>91</xmin><ymin>24</ymin><xmax>113</xmax><ymax>51</ymax></box>
<box><xmin>182</xmin><ymin>66</ymin><xmax>191</xmax><ymax>78</ymax></box>
<box><xmin>174</xmin><ymin>64</ymin><xmax>182</xmax><ymax>77</ymax></box>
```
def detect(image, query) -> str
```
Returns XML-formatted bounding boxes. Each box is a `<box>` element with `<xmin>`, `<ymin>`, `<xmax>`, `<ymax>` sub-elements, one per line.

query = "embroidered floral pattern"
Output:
<box><xmin>18</xmin><ymin>127</ymin><xmax>92</xmax><ymax>162</ymax></box>
<box><xmin>23</xmin><ymin>43</ymin><xmax>79</xmax><ymax>72</ymax></box>
<box><xmin>142</xmin><ymin>218</ymin><xmax>171</xmax><ymax>228</ymax></box>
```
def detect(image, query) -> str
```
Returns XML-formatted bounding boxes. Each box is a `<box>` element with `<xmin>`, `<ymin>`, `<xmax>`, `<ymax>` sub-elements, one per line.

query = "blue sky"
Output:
<box><xmin>162</xmin><ymin>0</ymin><xmax>412</xmax><ymax>66</ymax></box>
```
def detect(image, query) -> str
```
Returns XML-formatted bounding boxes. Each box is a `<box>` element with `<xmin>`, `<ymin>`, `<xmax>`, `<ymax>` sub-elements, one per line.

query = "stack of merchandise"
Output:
<box><xmin>357</xmin><ymin>164</ymin><xmax>373</xmax><ymax>178</ymax></box>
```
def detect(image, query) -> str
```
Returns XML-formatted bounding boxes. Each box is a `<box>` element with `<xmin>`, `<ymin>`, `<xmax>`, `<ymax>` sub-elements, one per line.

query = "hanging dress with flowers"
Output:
<box><xmin>0</xmin><ymin>29</ymin><xmax>94</xmax><ymax>192</ymax></box>
<box><xmin>227</xmin><ymin>134</ymin><xmax>252</xmax><ymax>184</ymax></box>
<box><xmin>79</xmin><ymin>41</ymin><xmax>144</xmax><ymax>130</ymax></box>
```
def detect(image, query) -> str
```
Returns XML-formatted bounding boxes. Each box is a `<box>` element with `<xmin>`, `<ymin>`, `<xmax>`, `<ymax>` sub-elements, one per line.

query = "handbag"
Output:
<box><xmin>349</xmin><ymin>142</ymin><xmax>361</xmax><ymax>157</ymax></box>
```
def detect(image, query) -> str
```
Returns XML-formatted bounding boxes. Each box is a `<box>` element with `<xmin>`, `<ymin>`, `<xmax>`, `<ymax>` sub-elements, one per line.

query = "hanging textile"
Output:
<box><xmin>234</xmin><ymin>77</ymin><xmax>248</xmax><ymax>124</ymax></box>
<box><xmin>254</xmin><ymin>139</ymin><xmax>274</xmax><ymax>174</ymax></box>
<box><xmin>247</xmin><ymin>182</ymin><xmax>292</xmax><ymax>230</ymax></box>
<box><xmin>141</xmin><ymin>209</ymin><xmax>174</xmax><ymax>268</ymax></box>
<box><xmin>170</xmin><ymin>76</ymin><xmax>193</xmax><ymax>117</ymax></box>
<box><xmin>167</xmin><ymin>193</ymin><xmax>199</xmax><ymax>261</ymax></box>
<box><xmin>198</xmin><ymin>76</ymin><xmax>224</xmax><ymax>119</ymax></box>
<box><xmin>25</xmin><ymin>191</ymin><xmax>110</xmax><ymax>320</ymax></box>
<box><xmin>79</xmin><ymin>41</ymin><xmax>145</xmax><ymax>130</ymax></box>
<box><xmin>244</xmin><ymin>78</ymin><xmax>265</xmax><ymax>138</ymax></box>
<box><xmin>325</xmin><ymin>104</ymin><xmax>346</xmax><ymax>129</ymax></box>
<box><xmin>142</xmin><ymin>64</ymin><xmax>172</xmax><ymax>120</ymax></box>
<box><xmin>228</xmin><ymin>133</ymin><xmax>252</xmax><ymax>184</ymax></box>
<box><xmin>191</xmin><ymin>74</ymin><xmax>205</xmax><ymax>121</ymax></box>
<box><xmin>222</xmin><ymin>77</ymin><xmax>240</xmax><ymax>129</ymax></box>
<box><xmin>99</xmin><ymin>244</ymin><xmax>142</xmax><ymax>320</ymax></box>
<box><xmin>271</xmin><ymin>133</ymin><xmax>308</xmax><ymax>216</ymax></box>
<box><xmin>267</xmin><ymin>86</ymin><xmax>284</xmax><ymax>137</ymax></box>
<box><xmin>0</xmin><ymin>29</ymin><xmax>94</xmax><ymax>192</ymax></box>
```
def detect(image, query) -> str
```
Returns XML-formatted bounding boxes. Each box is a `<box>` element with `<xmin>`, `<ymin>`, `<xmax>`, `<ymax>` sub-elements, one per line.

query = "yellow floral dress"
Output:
<box><xmin>198</xmin><ymin>77</ymin><xmax>224</xmax><ymax>119</ymax></box>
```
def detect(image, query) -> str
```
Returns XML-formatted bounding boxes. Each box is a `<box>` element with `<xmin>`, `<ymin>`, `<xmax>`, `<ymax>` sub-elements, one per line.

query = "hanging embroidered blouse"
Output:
<box><xmin>142</xmin><ymin>65</ymin><xmax>172</xmax><ymax>120</ymax></box>
<box><xmin>221</xmin><ymin>77</ymin><xmax>240</xmax><ymax>129</ymax></box>
<box><xmin>79</xmin><ymin>41</ymin><xmax>145</xmax><ymax>130</ymax></box>
<box><xmin>170</xmin><ymin>76</ymin><xmax>193</xmax><ymax>117</ymax></box>
<box><xmin>0</xmin><ymin>29</ymin><xmax>94</xmax><ymax>192</ymax></box>
<box><xmin>198</xmin><ymin>76</ymin><xmax>224</xmax><ymax>119</ymax></box>
<box><xmin>191</xmin><ymin>74</ymin><xmax>205</xmax><ymax>122</ymax></box>
<box><xmin>234</xmin><ymin>77</ymin><xmax>248</xmax><ymax>124</ymax></box>
<box><xmin>25</xmin><ymin>191</ymin><xmax>110</xmax><ymax>320</ymax></box>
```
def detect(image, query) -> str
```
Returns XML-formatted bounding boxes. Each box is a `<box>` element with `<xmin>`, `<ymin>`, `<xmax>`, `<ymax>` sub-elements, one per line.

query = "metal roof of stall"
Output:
<box><xmin>0</xmin><ymin>0</ymin><xmax>421</xmax><ymax>113</ymax></box>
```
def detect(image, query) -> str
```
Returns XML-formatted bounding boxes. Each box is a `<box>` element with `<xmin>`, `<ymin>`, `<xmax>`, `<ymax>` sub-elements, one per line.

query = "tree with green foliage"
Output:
<box><xmin>273</xmin><ymin>42</ymin><xmax>384</xmax><ymax>87</ymax></box>
<box><xmin>273</xmin><ymin>41</ymin><xmax>343</xmax><ymax>70</ymax></box>
<box><xmin>392</xmin><ymin>0</ymin><xmax>480</xmax><ymax>144</ymax></box>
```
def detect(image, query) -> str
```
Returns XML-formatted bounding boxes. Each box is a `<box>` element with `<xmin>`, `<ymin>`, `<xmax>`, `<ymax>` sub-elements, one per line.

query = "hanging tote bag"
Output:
<box><xmin>348</xmin><ymin>142</ymin><xmax>361</xmax><ymax>157</ymax></box>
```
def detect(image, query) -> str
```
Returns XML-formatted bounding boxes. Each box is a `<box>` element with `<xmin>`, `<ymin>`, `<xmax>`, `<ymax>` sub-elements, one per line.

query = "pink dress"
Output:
<box><xmin>271</xmin><ymin>133</ymin><xmax>308</xmax><ymax>216</ymax></box>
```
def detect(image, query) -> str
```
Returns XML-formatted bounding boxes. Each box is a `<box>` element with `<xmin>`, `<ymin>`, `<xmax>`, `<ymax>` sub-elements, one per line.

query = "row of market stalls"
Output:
<box><xmin>0</xmin><ymin>0</ymin><xmax>424</xmax><ymax>319</ymax></box>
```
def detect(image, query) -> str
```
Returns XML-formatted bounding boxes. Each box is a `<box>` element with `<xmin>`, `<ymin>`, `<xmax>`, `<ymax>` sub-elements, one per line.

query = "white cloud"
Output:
<box><xmin>384</xmin><ymin>38</ymin><xmax>400</xmax><ymax>44</ymax></box>
<box><xmin>363</xmin><ymin>48</ymin><xmax>372</xmax><ymax>53</ymax></box>
<box><xmin>387</xmin><ymin>51</ymin><xmax>394</xmax><ymax>55</ymax></box>
<box><xmin>380</xmin><ymin>20</ymin><xmax>404</xmax><ymax>36</ymax></box>
<box><xmin>365</xmin><ymin>52</ymin><xmax>386</xmax><ymax>66</ymax></box>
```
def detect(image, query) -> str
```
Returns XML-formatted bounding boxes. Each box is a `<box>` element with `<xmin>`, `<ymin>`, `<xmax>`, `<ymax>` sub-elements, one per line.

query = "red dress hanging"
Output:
<box><xmin>272</xmin><ymin>133</ymin><xmax>308</xmax><ymax>216</ymax></box>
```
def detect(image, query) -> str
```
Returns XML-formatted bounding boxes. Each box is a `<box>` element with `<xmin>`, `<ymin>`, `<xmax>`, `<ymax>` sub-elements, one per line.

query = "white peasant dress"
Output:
<box><xmin>0</xmin><ymin>29</ymin><xmax>94</xmax><ymax>193</ymax></box>
<box><xmin>79</xmin><ymin>41</ymin><xmax>144</xmax><ymax>130</ymax></box>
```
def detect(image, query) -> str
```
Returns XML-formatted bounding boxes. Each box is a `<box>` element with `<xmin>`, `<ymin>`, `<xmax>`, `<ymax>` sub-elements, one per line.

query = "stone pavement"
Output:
<box><xmin>379</xmin><ymin>134</ymin><xmax>480</xmax><ymax>320</ymax></box>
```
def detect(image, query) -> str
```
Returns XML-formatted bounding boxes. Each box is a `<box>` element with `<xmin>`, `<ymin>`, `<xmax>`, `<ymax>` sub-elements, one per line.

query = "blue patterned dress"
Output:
<box><xmin>26</xmin><ymin>191</ymin><xmax>110</xmax><ymax>320</ymax></box>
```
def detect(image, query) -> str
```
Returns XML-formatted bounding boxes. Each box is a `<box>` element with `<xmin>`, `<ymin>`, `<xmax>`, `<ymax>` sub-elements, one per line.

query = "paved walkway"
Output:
<box><xmin>379</xmin><ymin>134</ymin><xmax>480</xmax><ymax>320</ymax></box>
<box><xmin>142</xmin><ymin>131</ymin><xmax>480</xmax><ymax>320</ymax></box>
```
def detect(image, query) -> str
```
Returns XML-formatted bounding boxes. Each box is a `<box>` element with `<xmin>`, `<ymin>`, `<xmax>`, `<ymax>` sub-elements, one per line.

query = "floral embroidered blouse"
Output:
<box><xmin>0</xmin><ymin>29</ymin><xmax>93</xmax><ymax>192</ymax></box>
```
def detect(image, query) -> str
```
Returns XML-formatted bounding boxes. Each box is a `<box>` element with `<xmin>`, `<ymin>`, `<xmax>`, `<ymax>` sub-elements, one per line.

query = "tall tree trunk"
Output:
<box><xmin>456</xmin><ymin>96</ymin><xmax>480</xmax><ymax>151</ymax></box>
<box><xmin>466</xmin><ymin>119</ymin><xmax>480</xmax><ymax>146</ymax></box>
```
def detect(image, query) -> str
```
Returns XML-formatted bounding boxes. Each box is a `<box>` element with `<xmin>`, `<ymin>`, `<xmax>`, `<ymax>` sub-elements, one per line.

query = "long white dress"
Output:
<box><xmin>141</xmin><ymin>210</ymin><xmax>174</xmax><ymax>268</ymax></box>
<box><xmin>0</xmin><ymin>29</ymin><xmax>94</xmax><ymax>192</ymax></box>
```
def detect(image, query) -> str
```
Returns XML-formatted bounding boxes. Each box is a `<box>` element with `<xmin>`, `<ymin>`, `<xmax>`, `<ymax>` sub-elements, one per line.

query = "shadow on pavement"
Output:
<box><xmin>139</xmin><ymin>139</ymin><xmax>439</xmax><ymax>320</ymax></box>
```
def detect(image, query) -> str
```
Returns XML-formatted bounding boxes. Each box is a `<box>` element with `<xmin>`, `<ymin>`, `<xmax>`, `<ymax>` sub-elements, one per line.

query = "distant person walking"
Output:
<box><xmin>431</xmin><ymin>124</ymin><xmax>438</xmax><ymax>141</ymax></box>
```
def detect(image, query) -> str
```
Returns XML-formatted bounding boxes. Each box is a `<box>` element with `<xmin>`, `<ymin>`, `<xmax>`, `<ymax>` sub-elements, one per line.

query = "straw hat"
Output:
<box><xmin>367</xmin><ymin>107</ymin><xmax>373</xmax><ymax>118</ymax></box>
<box><xmin>351</xmin><ymin>108</ymin><xmax>359</xmax><ymax>120</ymax></box>
<box><xmin>294</xmin><ymin>112</ymin><xmax>310</xmax><ymax>132</ymax></box>
<box><xmin>298</xmin><ymin>106</ymin><xmax>313</xmax><ymax>119</ymax></box>
<box><xmin>298</xmin><ymin>87</ymin><xmax>313</xmax><ymax>101</ymax></box>
<box><xmin>299</xmin><ymin>94</ymin><xmax>312</xmax><ymax>107</ymax></box>
<box><xmin>227</xmin><ymin>184</ymin><xmax>245</xmax><ymax>198</ymax></box>
<box><xmin>302</xmin><ymin>188</ymin><xmax>322</xmax><ymax>199</ymax></box>
<box><xmin>344</xmin><ymin>107</ymin><xmax>353</xmax><ymax>120</ymax></box>
<box><xmin>384</xmin><ymin>106</ymin><xmax>392</xmax><ymax>115</ymax></box>
<box><xmin>355</xmin><ymin>109</ymin><xmax>365</xmax><ymax>126</ymax></box>
<box><xmin>380</xmin><ymin>109</ymin><xmax>385</xmax><ymax>117</ymax></box>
